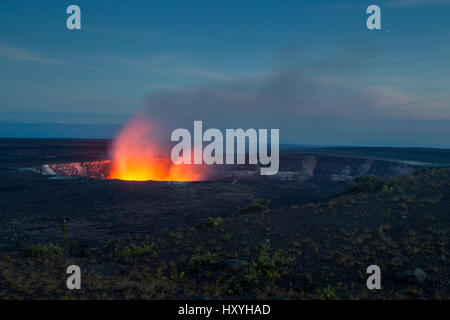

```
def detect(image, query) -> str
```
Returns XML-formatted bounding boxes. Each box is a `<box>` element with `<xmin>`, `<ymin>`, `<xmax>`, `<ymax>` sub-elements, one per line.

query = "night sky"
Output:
<box><xmin>0</xmin><ymin>0</ymin><xmax>449</xmax><ymax>147</ymax></box>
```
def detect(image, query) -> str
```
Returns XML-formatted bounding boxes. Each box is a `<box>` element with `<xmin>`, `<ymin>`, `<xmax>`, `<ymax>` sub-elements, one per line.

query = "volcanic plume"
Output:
<box><xmin>109</xmin><ymin>117</ymin><xmax>209</xmax><ymax>181</ymax></box>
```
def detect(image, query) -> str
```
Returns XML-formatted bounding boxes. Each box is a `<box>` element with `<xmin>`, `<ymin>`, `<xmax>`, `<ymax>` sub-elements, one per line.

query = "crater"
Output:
<box><xmin>32</xmin><ymin>153</ymin><xmax>420</xmax><ymax>182</ymax></box>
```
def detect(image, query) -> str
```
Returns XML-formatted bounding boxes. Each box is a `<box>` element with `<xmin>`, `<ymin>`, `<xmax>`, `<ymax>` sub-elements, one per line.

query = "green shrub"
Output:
<box><xmin>188</xmin><ymin>252</ymin><xmax>218</xmax><ymax>271</ymax></box>
<box><xmin>378</xmin><ymin>184</ymin><xmax>394</xmax><ymax>196</ymax></box>
<box><xmin>25</xmin><ymin>243</ymin><xmax>64</xmax><ymax>256</ymax></box>
<box><xmin>238</xmin><ymin>198</ymin><xmax>270</xmax><ymax>215</ymax></box>
<box><xmin>243</xmin><ymin>264</ymin><xmax>260</xmax><ymax>287</ymax></box>
<box><xmin>208</xmin><ymin>216</ymin><xmax>223</xmax><ymax>228</ymax></box>
<box><xmin>115</xmin><ymin>242</ymin><xmax>154</xmax><ymax>259</ymax></box>
<box><xmin>242</xmin><ymin>252</ymin><xmax>295</xmax><ymax>287</ymax></box>
<box><xmin>349</xmin><ymin>175</ymin><xmax>396</xmax><ymax>195</ymax></box>
<box><xmin>223</xmin><ymin>234</ymin><xmax>231</xmax><ymax>242</ymax></box>
<box><xmin>170</xmin><ymin>271</ymin><xmax>185</xmax><ymax>283</ymax></box>
<box><xmin>317</xmin><ymin>283</ymin><xmax>342</xmax><ymax>300</ymax></box>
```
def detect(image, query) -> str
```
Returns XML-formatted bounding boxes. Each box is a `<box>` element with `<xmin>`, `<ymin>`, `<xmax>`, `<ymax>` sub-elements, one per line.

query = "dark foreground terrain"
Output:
<box><xmin>0</xmin><ymin>139</ymin><xmax>449</xmax><ymax>299</ymax></box>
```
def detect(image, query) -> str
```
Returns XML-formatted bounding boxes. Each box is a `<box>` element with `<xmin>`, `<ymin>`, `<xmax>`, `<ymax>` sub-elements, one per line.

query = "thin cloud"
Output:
<box><xmin>387</xmin><ymin>0</ymin><xmax>450</xmax><ymax>7</ymax></box>
<box><xmin>130</xmin><ymin>65</ymin><xmax>450</xmax><ymax>147</ymax></box>
<box><xmin>0</xmin><ymin>44</ymin><xmax>63</xmax><ymax>65</ymax></box>
<box><xmin>105</xmin><ymin>54</ymin><xmax>230</xmax><ymax>80</ymax></box>
<box><xmin>85</xmin><ymin>25</ymin><xmax>172</xmax><ymax>39</ymax></box>
<box><xmin>0</xmin><ymin>44</ymin><xmax>106</xmax><ymax>71</ymax></box>
<box><xmin>137</xmin><ymin>65</ymin><xmax>449</xmax><ymax>133</ymax></box>
<box><xmin>177</xmin><ymin>67</ymin><xmax>229</xmax><ymax>80</ymax></box>
<box><xmin>324</xmin><ymin>0</ymin><xmax>450</xmax><ymax>9</ymax></box>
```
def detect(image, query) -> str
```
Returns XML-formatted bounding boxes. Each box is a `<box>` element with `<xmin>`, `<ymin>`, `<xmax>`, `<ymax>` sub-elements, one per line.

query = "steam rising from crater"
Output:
<box><xmin>109</xmin><ymin>117</ymin><xmax>210</xmax><ymax>181</ymax></box>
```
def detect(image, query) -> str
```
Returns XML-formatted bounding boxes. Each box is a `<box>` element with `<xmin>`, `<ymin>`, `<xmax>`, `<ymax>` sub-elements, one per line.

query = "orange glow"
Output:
<box><xmin>109</xmin><ymin>118</ymin><xmax>208</xmax><ymax>181</ymax></box>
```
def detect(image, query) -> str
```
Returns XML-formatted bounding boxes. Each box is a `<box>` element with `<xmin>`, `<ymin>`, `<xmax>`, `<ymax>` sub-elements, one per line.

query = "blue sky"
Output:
<box><xmin>0</xmin><ymin>0</ymin><xmax>449</xmax><ymax>146</ymax></box>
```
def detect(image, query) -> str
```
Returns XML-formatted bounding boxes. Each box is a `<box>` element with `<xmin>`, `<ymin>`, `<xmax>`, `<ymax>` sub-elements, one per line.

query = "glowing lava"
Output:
<box><xmin>109</xmin><ymin>118</ymin><xmax>208</xmax><ymax>181</ymax></box>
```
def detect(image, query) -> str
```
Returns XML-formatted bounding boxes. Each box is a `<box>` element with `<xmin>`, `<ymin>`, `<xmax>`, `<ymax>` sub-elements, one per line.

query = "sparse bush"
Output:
<box><xmin>208</xmin><ymin>216</ymin><xmax>223</xmax><ymax>228</ymax></box>
<box><xmin>421</xmin><ymin>195</ymin><xmax>442</xmax><ymax>205</ymax></box>
<box><xmin>378</xmin><ymin>184</ymin><xmax>394</xmax><ymax>196</ymax></box>
<box><xmin>238</xmin><ymin>198</ymin><xmax>270</xmax><ymax>215</ymax></box>
<box><xmin>317</xmin><ymin>283</ymin><xmax>342</xmax><ymax>300</ymax></box>
<box><xmin>170</xmin><ymin>271</ymin><xmax>185</xmax><ymax>283</ymax></box>
<box><xmin>223</xmin><ymin>234</ymin><xmax>231</xmax><ymax>242</ymax></box>
<box><xmin>243</xmin><ymin>264</ymin><xmax>260</xmax><ymax>287</ymax></box>
<box><xmin>25</xmin><ymin>243</ymin><xmax>64</xmax><ymax>256</ymax></box>
<box><xmin>349</xmin><ymin>175</ymin><xmax>395</xmax><ymax>195</ymax></box>
<box><xmin>242</xmin><ymin>252</ymin><xmax>295</xmax><ymax>287</ymax></box>
<box><xmin>115</xmin><ymin>242</ymin><xmax>154</xmax><ymax>259</ymax></box>
<box><xmin>188</xmin><ymin>252</ymin><xmax>218</xmax><ymax>271</ymax></box>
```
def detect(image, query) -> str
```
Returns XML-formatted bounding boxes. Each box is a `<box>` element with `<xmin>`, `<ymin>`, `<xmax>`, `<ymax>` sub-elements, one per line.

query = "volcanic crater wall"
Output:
<box><xmin>277</xmin><ymin>154</ymin><xmax>415</xmax><ymax>181</ymax></box>
<box><xmin>36</xmin><ymin>153</ymin><xmax>418</xmax><ymax>182</ymax></box>
<box><xmin>40</xmin><ymin>160</ymin><xmax>113</xmax><ymax>179</ymax></box>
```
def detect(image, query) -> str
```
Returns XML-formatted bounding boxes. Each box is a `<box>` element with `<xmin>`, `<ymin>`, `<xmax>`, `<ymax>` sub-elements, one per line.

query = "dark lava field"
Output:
<box><xmin>0</xmin><ymin>138</ymin><xmax>449</xmax><ymax>299</ymax></box>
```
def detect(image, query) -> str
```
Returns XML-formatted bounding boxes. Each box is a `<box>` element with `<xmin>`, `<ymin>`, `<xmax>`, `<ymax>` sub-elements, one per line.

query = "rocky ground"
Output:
<box><xmin>0</xmin><ymin>139</ymin><xmax>448</xmax><ymax>299</ymax></box>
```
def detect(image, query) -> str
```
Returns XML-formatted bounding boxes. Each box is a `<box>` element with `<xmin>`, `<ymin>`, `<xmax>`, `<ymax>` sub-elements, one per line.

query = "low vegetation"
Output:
<box><xmin>0</xmin><ymin>169</ymin><xmax>449</xmax><ymax>299</ymax></box>
<box><xmin>237</xmin><ymin>198</ymin><xmax>270</xmax><ymax>215</ymax></box>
